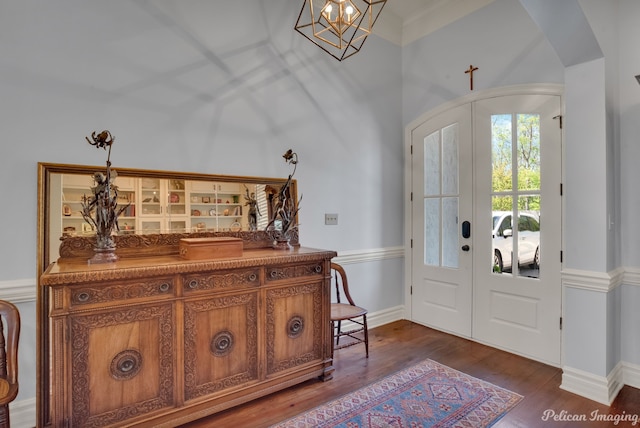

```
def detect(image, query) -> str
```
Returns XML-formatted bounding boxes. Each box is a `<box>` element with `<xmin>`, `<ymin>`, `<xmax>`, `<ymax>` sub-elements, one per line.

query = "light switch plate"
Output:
<box><xmin>325</xmin><ymin>213</ymin><xmax>338</xmax><ymax>225</ymax></box>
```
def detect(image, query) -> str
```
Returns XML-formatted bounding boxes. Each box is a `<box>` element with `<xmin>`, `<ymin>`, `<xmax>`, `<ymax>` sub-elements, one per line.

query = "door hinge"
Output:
<box><xmin>553</xmin><ymin>114</ymin><xmax>563</xmax><ymax>129</ymax></box>
<box><xmin>560</xmin><ymin>183</ymin><xmax>563</xmax><ymax>196</ymax></box>
<box><xmin>410</xmin><ymin>145</ymin><xmax>413</xmax><ymax>155</ymax></box>
<box><xmin>410</xmin><ymin>192</ymin><xmax>413</xmax><ymax>202</ymax></box>
<box><xmin>559</xmin><ymin>317</ymin><xmax>563</xmax><ymax>330</ymax></box>
<box><xmin>560</xmin><ymin>251</ymin><xmax>563</xmax><ymax>263</ymax></box>
<box><xmin>410</xmin><ymin>239</ymin><xmax>413</xmax><ymax>249</ymax></box>
<box><xmin>410</xmin><ymin>285</ymin><xmax>413</xmax><ymax>295</ymax></box>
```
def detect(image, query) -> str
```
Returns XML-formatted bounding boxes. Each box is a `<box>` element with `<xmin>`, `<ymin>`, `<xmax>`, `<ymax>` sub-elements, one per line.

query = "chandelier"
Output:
<box><xmin>295</xmin><ymin>0</ymin><xmax>387</xmax><ymax>61</ymax></box>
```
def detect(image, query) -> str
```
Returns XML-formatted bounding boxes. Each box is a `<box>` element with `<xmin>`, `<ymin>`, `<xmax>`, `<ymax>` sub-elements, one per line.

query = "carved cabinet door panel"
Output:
<box><xmin>68</xmin><ymin>302</ymin><xmax>176</xmax><ymax>427</ymax></box>
<box><xmin>265</xmin><ymin>280</ymin><xmax>324</xmax><ymax>376</ymax></box>
<box><xmin>183</xmin><ymin>292</ymin><xmax>260</xmax><ymax>402</ymax></box>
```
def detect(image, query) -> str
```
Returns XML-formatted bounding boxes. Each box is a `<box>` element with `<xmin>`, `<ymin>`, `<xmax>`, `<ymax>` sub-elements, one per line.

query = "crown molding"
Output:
<box><xmin>374</xmin><ymin>0</ymin><xmax>496</xmax><ymax>47</ymax></box>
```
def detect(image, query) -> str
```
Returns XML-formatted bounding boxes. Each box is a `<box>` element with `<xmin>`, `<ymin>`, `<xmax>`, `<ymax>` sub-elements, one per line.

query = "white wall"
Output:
<box><xmin>564</xmin><ymin>58</ymin><xmax>608</xmax><ymax>272</ymax></box>
<box><xmin>0</xmin><ymin>0</ymin><xmax>404</xmax><ymax>414</ymax></box>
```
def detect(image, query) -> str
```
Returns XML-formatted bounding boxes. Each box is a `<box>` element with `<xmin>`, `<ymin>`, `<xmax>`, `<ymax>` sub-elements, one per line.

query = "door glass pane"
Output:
<box><xmin>141</xmin><ymin>178</ymin><xmax>161</xmax><ymax>215</ymax></box>
<box><xmin>442</xmin><ymin>197</ymin><xmax>459</xmax><ymax>268</ymax></box>
<box><xmin>424</xmin><ymin>131</ymin><xmax>440</xmax><ymax>196</ymax></box>
<box><xmin>492</xmin><ymin>196</ymin><xmax>513</xmax><ymax>274</ymax></box>
<box><xmin>169</xmin><ymin>220</ymin><xmax>187</xmax><ymax>232</ymax></box>
<box><xmin>141</xmin><ymin>220</ymin><xmax>161</xmax><ymax>234</ymax></box>
<box><xmin>168</xmin><ymin>179</ymin><xmax>186</xmax><ymax>215</ymax></box>
<box><xmin>517</xmin><ymin>114</ymin><xmax>540</xmax><ymax>192</ymax></box>
<box><xmin>516</xmin><ymin>113</ymin><xmax>540</xmax><ymax>278</ymax></box>
<box><xmin>491</xmin><ymin>113</ymin><xmax>541</xmax><ymax>279</ymax></box>
<box><xmin>442</xmin><ymin>124</ymin><xmax>458</xmax><ymax>195</ymax></box>
<box><xmin>492</xmin><ymin>114</ymin><xmax>512</xmax><ymax>192</ymax></box>
<box><xmin>518</xmin><ymin>195</ymin><xmax>541</xmax><ymax>278</ymax></box>
<box><xmin>424</xmin><ymin>198</ymin><xmax>440</xmax><ymax>266</ymax></box>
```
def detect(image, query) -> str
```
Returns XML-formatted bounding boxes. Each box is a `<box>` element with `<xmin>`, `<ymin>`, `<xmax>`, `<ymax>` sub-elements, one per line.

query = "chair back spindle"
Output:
<box><xmin>0</xmin><ymin>301</ymin><xmax>20</xmax><ymax>428</ymax></box>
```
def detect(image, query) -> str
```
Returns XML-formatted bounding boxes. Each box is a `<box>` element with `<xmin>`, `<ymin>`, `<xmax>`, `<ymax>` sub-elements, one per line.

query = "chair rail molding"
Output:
<box><xmin>334</xmin><ymin>246</ymin><xmax>404</xmax><ymax>265</ymax></box>
<box><xmin>561</xmin><ymin>267</ymin><xmax>624</xmax><ymax>292</ymax></box>
<box><xmin>624</xmin><ymin>266</ymin><xmax>640</xmax><ymax>287</ymax></box>
<box><xmin>0</xmin><ymin>279</ymin><xmax>36</xmax><ymax>304</ymax></box>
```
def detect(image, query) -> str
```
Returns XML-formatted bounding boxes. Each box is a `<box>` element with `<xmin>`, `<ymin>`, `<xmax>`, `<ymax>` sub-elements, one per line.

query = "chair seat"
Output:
<box><xmin>331</xmin><ymin>303</ymin><xmax>367</xmax><ymax>321</ymax></box>
<box><xmin>0</xmin><ymin>379</ymin><xmax>8</xmax><ymax>400</ymax></box>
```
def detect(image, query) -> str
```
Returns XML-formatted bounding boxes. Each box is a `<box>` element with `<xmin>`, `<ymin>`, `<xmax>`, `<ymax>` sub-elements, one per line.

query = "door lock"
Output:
<box><xmin>461</xmin><ymin>245</ymin><xmax>470</xmax><ymax>251</ymax></box>
<box><xmin>462</xmin><ymin>221</ymin><xmax>471</xmax><ymax>238</ymax></box>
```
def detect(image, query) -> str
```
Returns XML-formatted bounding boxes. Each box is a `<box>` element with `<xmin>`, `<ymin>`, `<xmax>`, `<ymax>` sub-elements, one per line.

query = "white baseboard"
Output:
<box><xmin>622</xmin><ymin>361</ymin><xmax>640</xmax><ymax>390</ymax></box>
<box><xmin>9</xmin><ymin>397</ymin><xmax>36</xmax><ymax>428</ymax></box>
<box><xmin>560</xmin><ymin>364</ymin><xmax>625</xmax><ymax>405</ymax></box>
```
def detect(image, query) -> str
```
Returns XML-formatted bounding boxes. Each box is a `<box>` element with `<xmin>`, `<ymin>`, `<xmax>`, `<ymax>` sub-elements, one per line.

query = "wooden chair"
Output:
<box><xmin>0</xmin><ymin>300</ymin><xmax>20</xmax><ymax>428</ymax></box>
<box><xmin>330</xmin><ymin>263</ymin><xmax>369</xmax><ymax>357</ymax></box>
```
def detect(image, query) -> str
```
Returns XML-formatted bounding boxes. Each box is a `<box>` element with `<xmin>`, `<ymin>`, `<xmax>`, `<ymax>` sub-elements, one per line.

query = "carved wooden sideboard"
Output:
<box><xmin>40</xmin><ymin>242</ymin><xmax>336</xmax><ymax>427</ymax></box>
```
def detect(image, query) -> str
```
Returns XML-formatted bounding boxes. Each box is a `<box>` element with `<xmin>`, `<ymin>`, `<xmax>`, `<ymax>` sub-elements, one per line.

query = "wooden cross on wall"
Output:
<box><xmin>465</xmin><ymin>64</ymin><xmax>479</xmax><ymax>90</ymax></box>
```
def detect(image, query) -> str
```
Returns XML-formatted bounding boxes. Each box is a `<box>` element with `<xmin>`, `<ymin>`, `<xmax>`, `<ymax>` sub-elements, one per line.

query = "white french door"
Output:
<box><xmin>473</xmin><ymin>94</ymin><xmax>562</xmax><ymax>365</ymax></box>
<box><xmin>411</xmin><ymin>104</ymin><xmax>473</xmax><ymax>337</ymax></box>
<box><xmin>410</xmin><ymin>93</ymin><xmax>562</xmax><ymax>365</ymax></box>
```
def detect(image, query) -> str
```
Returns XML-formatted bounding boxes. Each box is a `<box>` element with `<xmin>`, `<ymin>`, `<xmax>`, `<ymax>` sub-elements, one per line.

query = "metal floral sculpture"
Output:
<box><xmin>266</xmin><ymin>149</ymin><xmax>302</xmax><ymax>249</ymax></box>
<box><xmin>244</xmin><ymin>185</ymin><xmax>261</xmax><ymax>231</ymax></box>
<box><xmin>80</xmin><ymin>130</ymin><xmax>129</xmax><ymax>263</ymax></box>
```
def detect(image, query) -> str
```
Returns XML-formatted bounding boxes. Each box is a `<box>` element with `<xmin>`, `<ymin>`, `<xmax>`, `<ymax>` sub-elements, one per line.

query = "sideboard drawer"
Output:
<box><xmin>265</xmin><ymin>262</ymin><xmax>324</xmax><ymax>282</ymax></box>
<box><xmin>183</xmin><ymin>268</ymin><xmax>261</xmax><ymax>293</ymax></box>
<box><xmin>69</xmin><ymin>277</ymin><xmax>175</xmax><ymax>309</ymax></box>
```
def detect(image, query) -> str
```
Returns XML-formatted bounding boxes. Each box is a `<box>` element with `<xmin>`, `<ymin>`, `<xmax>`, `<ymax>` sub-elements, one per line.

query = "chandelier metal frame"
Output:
<box><xmin>295</xmin><ymin>0</ymin><xmax>387</xmax><ymax>61</ymax></box>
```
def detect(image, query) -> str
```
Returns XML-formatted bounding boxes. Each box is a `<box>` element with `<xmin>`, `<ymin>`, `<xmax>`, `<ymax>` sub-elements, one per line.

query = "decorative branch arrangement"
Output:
<box><xmin>81</xmin><ymin>130</ymin><xmax>129</xmax><ymax>263</ymax></box>
<box><xmin>266</xmin><ymin>149</ymin><xmax>302</xmax><ymax>249</ymax></box>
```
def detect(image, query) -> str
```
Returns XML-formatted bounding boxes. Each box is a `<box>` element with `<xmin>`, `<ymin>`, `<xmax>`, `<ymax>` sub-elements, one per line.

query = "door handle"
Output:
<box><xmin>461</xmin><ymin>245</ymin><xmax>470</xmax><ymax>251</ymax></box>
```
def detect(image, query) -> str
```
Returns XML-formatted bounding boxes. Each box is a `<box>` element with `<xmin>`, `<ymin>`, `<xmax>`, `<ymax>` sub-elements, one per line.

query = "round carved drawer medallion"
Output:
<box><xmin>287</xmin><ymin>315</ymin><xmax>305</xmax><ymax>338</ymax></box>
<box><xmin>110</xmin><ymin>349</ymin><xmax>143</xmax><ymax>380</ymax></box>
<box><xmin>211</xmin><ymin>331</ymin><xmax>234</xmax><ymax>357</ymax></box>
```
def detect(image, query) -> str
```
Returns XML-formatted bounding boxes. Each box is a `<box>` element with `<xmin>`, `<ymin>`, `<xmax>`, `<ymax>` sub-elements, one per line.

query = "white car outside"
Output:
<box><xmin>492</xmin><ymin>211</ymin><xmax>540</xmax><ymax>272</ymax></box>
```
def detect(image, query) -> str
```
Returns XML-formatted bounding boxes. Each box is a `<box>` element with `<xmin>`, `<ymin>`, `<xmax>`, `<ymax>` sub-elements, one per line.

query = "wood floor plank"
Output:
<box><xmin>179</xmin><ymin>320</ymin><xmax>640</xmax><ymax>427</ymax></box>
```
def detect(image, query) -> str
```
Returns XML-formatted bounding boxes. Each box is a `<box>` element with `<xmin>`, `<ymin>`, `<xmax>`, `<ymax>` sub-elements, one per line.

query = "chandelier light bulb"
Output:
<box><xmin>325</xmin><ymin>3</ymin><xmax>332</xmax><ymax>19</ymax></box>
<box><xmin>345</xmin><ymin>5</ymin><xmax>354</xmax><ymax>21</ymax></box>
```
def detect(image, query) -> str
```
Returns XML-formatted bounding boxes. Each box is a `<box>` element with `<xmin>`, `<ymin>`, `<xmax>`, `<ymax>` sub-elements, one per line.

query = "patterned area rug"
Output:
<box><xmin>271</xmin><ymin>359</ymin><xmax>522</xmax><ymax>428</ymax></box>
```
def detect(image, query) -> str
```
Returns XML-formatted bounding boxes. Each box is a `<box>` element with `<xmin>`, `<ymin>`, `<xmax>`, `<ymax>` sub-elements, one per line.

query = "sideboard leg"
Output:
<box><xmin>320</xmin><ymin>363</ymin><xmax>334</xmax><ymax>381</ymax></box>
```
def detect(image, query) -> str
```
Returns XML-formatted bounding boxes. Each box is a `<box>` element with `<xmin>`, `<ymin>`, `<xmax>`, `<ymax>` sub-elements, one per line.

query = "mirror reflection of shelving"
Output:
<box><xmin>56</xmin><ymin>175</ymin><xmax>264</xmax><ymax>240</ymax></box>
<box><xmin>138</xmin><ymin>178</ymin><xmax>187</xmax><ymax>234</ymax></box>
<box><xmin>188</xmin><ymin>181</ymin><xmax>244</xmax><ymax>232</ymax></box>
<box><xmin>115</xmin><ymin>187</ymin><xmax>136</xmax><ymax>234</ymax></box>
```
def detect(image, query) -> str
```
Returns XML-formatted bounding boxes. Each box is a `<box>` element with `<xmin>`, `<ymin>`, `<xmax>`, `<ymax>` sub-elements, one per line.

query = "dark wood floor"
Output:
<box><xmin>180</xmin><ymin>320</ymin><xmax>640</xmax><ymax>427</ymax></box>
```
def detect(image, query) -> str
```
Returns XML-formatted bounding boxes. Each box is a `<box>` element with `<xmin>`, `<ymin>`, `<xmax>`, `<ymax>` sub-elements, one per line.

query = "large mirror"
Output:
<box><xmin>37</xmin><ymin>162</ymin><xmax>298</xmax><ymax>272</ymax></box>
